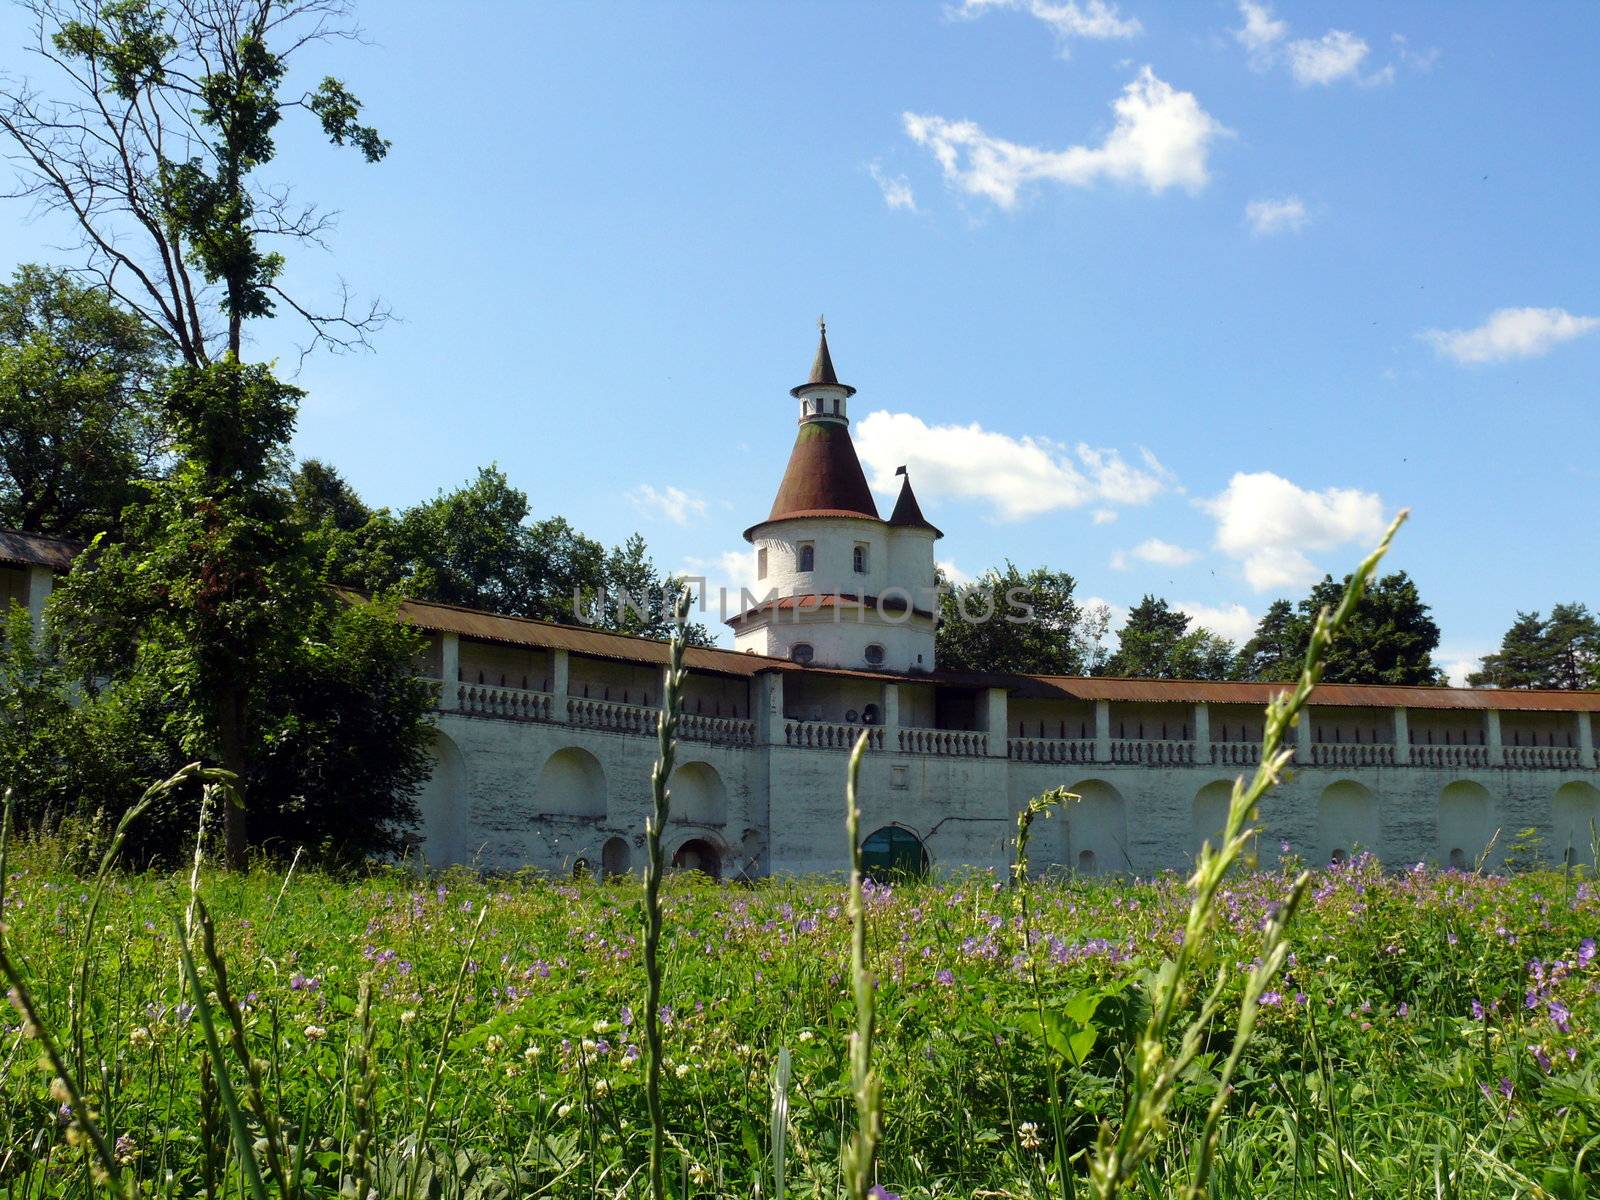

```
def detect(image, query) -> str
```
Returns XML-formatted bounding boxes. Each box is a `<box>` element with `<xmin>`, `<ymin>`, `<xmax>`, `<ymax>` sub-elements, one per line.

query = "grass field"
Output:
<box><xmin>1</xmin><ymin>838</ymin><xmax>1596</xmax><ymax>1198</ymax></box>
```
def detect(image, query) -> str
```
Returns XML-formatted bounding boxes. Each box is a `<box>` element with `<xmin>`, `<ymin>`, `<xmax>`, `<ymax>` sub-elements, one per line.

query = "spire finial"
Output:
<box><xmin>819</xmin><ymin>313</ymin><xmax>826</xmax><ymax>336</ymax></box>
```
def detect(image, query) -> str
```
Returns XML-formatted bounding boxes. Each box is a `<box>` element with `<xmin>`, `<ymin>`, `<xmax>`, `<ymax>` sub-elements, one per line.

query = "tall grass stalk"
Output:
<box><xmin>1013</xmin><ymin>786</ymin><xmax>1077</xmax><ymax>1197</ymax></box>
<box><xmin>771</xmin><ymin>1046</ymin><xmax>791</xmax><ymax>1200</ymax></box>
<box><xmin>1085</xmin><ymin>511</ymin><xmax>1407</xmax><ymax>1199</ymax></box>
<box><xmin>841</xmin><ymin>729</ymin><xmax>882</xmax><ymax>1200</ymax></box>
<box><xmin>644</xmin><ymin>589</ymin><xmax>693</xmax><ymax>1200</ymax></box>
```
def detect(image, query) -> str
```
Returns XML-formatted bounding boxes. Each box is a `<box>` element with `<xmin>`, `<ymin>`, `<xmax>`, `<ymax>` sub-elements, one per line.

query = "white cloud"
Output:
<box><xmin>1245</xmin><ymin>195</ymin><xmax>1309</xmax><ymax>236</ymax></box>
<box><xmin>855</xmin><ymin>410</ymin><xmax>1171</xmax><ymax>521</ymax></box>
<box><xmin>679</xmin><ymin>550</ymin><xmax>759</xmax><ymax>641</ymax></box>
<box><xmin>1110</xmin><ymin>537</ymin><xmax>1201</xmax><ymax>570</ymax></box>
<box><xmin>628</xmin><ymin>484</ymin><xmax>708</xmax><ymax>526</ymax></box>
<box><xmin>1199</xmin><ymin>471</ymin><xmax>1388</xmax><ymax>592</ymax></box>
<box><xmin>1173</xmin><ymin>601</ymin><xmax>1259</xmax><ymax>644</ymax></box>
<box><xmin>1286</xmin><ymin>29</ymin><xmax>1370</xmax><ymax>86</ymax></box>
<box><xmin>955</xmin><ymin>0</ymin><xmax>1141</xmax><ymax>50</ymax></box>
<box><xmin>937</xmin><ymin>559</ymin><xmax>974</xmax><ymax>587</ymax></box>
<box><xmin>1233</xmin><ymin>0</ymin><xmax>1286</xmax><ymax>57</ymax></box>
<box><xmin>868</xmin><ymin>162</ymin><xmax>917</xmax><ymax>212</ymax></box>
<box><xmin>1233</xmin><ymin>2</ymin><xmax>1392</xmax><ymax>87</ymax></box>
<box><xmin>1091</xmin><ymin>508</ymin><xmax>1118</xmax><ymax>525</ymax></box>
<box><xmin>1422</xmin><ymin>307</ymin><xmax>1600</xmax><ymax>365</ymax></box>
<box><xmin>1438</xmin><ymin>643</ymin><xmax>1492</xmax><ymax>687</ymax></box>
<box><xmin>903</xmin><ymin>67</ymin><xmax>1226</xmax><ymax>209</ymax></box>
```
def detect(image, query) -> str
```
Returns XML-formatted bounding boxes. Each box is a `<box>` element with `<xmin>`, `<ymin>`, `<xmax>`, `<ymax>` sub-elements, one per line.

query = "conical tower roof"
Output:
<box><xmin>790</xmin><ymin>319</ymin><xmax>857</xmax><ymax>397</ymax></box>
<box><xmin>887</xmin><ymin>468</ymin><xmax>942</xmax><ymax>537</ymax></box>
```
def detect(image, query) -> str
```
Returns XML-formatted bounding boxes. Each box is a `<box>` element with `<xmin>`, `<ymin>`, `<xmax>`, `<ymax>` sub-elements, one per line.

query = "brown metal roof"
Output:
<box><xmin>396</xmin><ymin>596</ymin><xmax>1600</xmax><ymax>713</ymax></box>
<box><xmin>887</xmin><ymin>471</ymin><xmax>941</xmax><ymax>537</ymax></box>
<box><xmin>789</xmin><ymin>322</ymin><xmax>856</xmax><ymax>398</ymax></box>
<box><xmin>1016</xmin><ymin>676</ymin><xmax>1600</xmax><ymax>713</ymax></box>
<box><xmin>756</xmin><ymin>420</ymin><xmax>880</xmax><ymax>534</ymax></box>
<box><xmin>0</xmin><ymin>527</ymin><xmax>83</xmax><ymax>571</ymax></box>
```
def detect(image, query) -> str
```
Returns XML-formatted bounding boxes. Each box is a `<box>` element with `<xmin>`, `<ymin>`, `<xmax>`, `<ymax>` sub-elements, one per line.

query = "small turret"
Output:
<box><xmin>789</xmin><ymin>317</ymin><xmax>855</xmax><ymax>424</ymax></box>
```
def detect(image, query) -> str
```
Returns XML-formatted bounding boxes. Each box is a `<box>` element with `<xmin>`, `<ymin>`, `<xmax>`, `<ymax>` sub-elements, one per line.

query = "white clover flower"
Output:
<box><xmin>1019</xmin><ymin>1121</ymin><xmax>1043</xmax><ymax>1151</ymax></box>
<box><xmin>689</xmin><ymin>1163</ymin><xmax>712</xmax><ymax>1185</ymax></box>
<box><xmin>674</xmin><ymin>1062</ymin><xmax>690</xmax><ymax>1079</ymax></box>
<box><xmin>485</xmin><ymin>1034</ymin><xmax>505</xmax><ymax>1055</ymax></box>
<box><xmin>128</xmin><ymin>1026</ymin><xmax>152</xmax><ymax>1049</ymax></box>
<box><xmin>400</xmin><ymin>1010</ymin><xmax>418</xmax><ymax>1027</ymax></box>
<box><xmin>557</xmin><ymin>1103</ymin><xmax>573</xmax><ymax>1118</ymax></box>
<box><xmin>304</xmin><ymin>1024</ymin><xmax>326</xmax><ymax>1042</ymax></box>
<box><xmin>593</xmin><ymin>1078</ymin><xmax>611</xmax><ymax>1097</ymax></box>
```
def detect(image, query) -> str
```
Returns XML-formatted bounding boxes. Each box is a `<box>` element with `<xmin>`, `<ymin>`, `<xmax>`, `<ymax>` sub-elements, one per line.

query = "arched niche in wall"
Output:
<box><xmin>669</xmin><ymin>761</ymin><xmax>728</xmax><ymax>826</ymax></box>
<box><xmin>1553</xmin><ymin>781</ymin><xmax>1600</xmax><ymax>868</ymax></box>
<box><xmin>1066</xmin><ymin>779</ymin><xmax>1128</xmax><ymax>875</ymax></box>
<box><xmin>1438</xmin><ymin>780</ymin><xmax>1493</xmax><ymax>870</ymax></box>
<box><xmin>601</xmin><ymin>835</ymin><xmax>632</xmax><ymax>879</ymax></box>
<box><xmin>671</xmin><ymin>837</ymin><xmax>722</xmax><ymax>880</ymax></box>
<box><xmin>1317</xmin><ymin>780</ymin><xmax>1379</xmax><ymax>865</ymax></box>
<box><xmin>415</xmin><ymin>730</ymin><xmax>467</xmax><ymax>868</ymax></box>
<box><xmin>535</xmin><ymin>746</ymin><xmax>607</xmax><ymax>819</ymax></box>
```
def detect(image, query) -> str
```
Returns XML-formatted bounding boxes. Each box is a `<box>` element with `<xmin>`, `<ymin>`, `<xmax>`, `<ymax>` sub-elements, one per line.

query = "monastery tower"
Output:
<box><xmin>729</xmin><ymin>322</ymin><xmax>942</xmax><ymax>673</ymax></box>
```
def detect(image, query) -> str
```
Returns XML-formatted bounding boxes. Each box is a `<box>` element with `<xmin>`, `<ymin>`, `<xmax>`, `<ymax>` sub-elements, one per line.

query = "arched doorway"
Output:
<box><xmin>415</xmin><ymin>731</ymin><xmax>466</xmax><ymax>868</ymax></box>
<box><xmin>601</xmin><ymin>836</ymin><xmax>631</xmax><ymax>879</ymax></box>
<box><xmin>1067</xmin><ymin>779</ymin><xmax>1128</xmax><ymax>875</ymax></box>
<box><xmin>1318</xmin><ymin>780</ymin><xmax>1378</xmax><ymax>865</ymax></box>
<box><xmin>860</xmin><ymin>825</ymin><xmax>929</xmax><ymax>881</ymax></box>
<box><xmin>1439</xmin><ymin>781</ymin><xmax>1493</xmax><ymax>870</ymax></box>
<box><xmin>669</xmin><ymin>761</ymin><xmax>727</xmax><ymax>826</ymax></box>
<box><xmin>671</xmin><ymin>838</ymin><xmax>721</xmax><ymax>880</ymax></box>
<box><xmin>536</xmin><ymin>747</ymin><xmax>606</xmax><ymax>818</ymax></box>
<box><xmin>1553</xmin><ymin>782</ymin><xmax>1600</xmax><ymax>867</ymax></box>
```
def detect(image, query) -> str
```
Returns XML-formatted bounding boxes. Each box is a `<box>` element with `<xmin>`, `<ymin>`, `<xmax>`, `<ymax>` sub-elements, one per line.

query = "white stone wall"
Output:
<box><xmin>416</xmin><ymin>707</ymin><xmax>1600</xmax><ymax>880</ymax></box>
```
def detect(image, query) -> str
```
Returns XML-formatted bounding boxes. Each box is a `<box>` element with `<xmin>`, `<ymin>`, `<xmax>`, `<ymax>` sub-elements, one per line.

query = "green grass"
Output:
<box><xmin>0</xmin><ymin>846</ymin><xmax>1596</xmax><ymax>1198</ymax></box>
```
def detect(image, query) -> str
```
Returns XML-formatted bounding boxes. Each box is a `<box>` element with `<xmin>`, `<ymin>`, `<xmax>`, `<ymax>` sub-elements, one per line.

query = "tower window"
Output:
<box><xmin>757</xmin><ymin>547</ymin><xmax>768</xmax><ymax>580</ymax></box>
<box><xmin>853</xmin><ymin>544</ymin><xmax>868</xmax><ymax>573</ymax></box>
<box><xmin>790</xmin><ymin>643</ymin><xmax>814</xmax><ymax>665</ymax></box>
<box><xmin>864</xmin><ymin>644</ymin><xmax>885</xmax><ymax>666</ymax></box>
<box><xmin>798</xmin><ymin>543</ymin><xmax>814</xmax><ymax>572</ymax></box>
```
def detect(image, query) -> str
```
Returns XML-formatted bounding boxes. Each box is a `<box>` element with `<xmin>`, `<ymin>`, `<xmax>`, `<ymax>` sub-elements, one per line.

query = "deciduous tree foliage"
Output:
<box><xmin>1100</xmin><ymin>595</ymin><xmax>1235</xmax><ymax>680</ymax></box>
<box><xmin>936</xmin><ymin>564</ymin><xmax>1107</xmax><ymax>676</ymax></box>
<box><xmin>0</xmin><ymin>265</ymin><xmax>168</xmax><ymax>539</ymax></box>
<box><xmin>291</xmin><ymin>461</ymin><xmax>713</xmax><ymax>645</ymax></box>
<box><xmin>0</xmin><ymin>0</ymin><xmax>425</xmax><ymax>863</ymax></box>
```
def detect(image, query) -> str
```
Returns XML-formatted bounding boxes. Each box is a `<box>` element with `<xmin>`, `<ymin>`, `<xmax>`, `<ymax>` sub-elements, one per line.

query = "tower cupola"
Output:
<box><xmin>790</xmin><ymin>317</ymin><xmax>856</xmax><ymax>425</ymax></box>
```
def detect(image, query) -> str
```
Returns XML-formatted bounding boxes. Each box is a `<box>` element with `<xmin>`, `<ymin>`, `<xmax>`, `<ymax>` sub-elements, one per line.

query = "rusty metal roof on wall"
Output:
<box><xmin>1016</xmin><ymin>676</ymin><xmax>1600</xmax><ymax>713</ymax></box>
<box><xmin>0</xmin><ymin>528</ymin><xmax>82</xmax><ymax>571</ymax></box>
<box><xmin>395</xmin><ymin>596</ymin><xmax>1600</xmax><ymax>712</ymax></box>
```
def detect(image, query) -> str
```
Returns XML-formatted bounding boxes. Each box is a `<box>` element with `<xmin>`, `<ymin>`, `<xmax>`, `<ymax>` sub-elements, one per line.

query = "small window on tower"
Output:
<box><xmin>865</xmin><ymin>644</ymin><xmax>885</xmax><ymax>666</ymax></box>
<box><xmin>790</xmin><ymin>643</ymin><xmax>814</xmax><ymax>665</ymax></box>
<box><xmin>757</xmin><ymin>547</ymin><xmax>768</xmax><ymax>580</ymax></box>
<box><xmin>798</xmin><ymin>543</ymin><xmax>814</xmax><ymax>572</ymax></box>
<box><xmin>853</xmin><ymin>544</ymin><xmax>868</xmax><ymax>573</ymax></box>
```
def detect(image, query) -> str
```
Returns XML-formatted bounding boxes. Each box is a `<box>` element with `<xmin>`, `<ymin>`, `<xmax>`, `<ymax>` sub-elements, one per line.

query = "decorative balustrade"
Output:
<box><xmin>783</xmin><ymin>721</ymin><xmax>884</xmax><ymax>750</ymax></box>
<box><xmin>1409</xmin><ymin>743</ymin><xmax>1489</xmax><ymax>769</ymax></box>
<box><xmin>567</xmin><ymin>697</ymin><xmax>659</xmax><ymax>736</ymax></box>
<box><xmin>1503</xmin><ymin>745</ymin><xmax>1585</xmax><ymax>769</ymax></box>
<box><xmin>898</xmin><ymin>727</ymin><xmax>988</xmax><ymax>757</ymax></box>
<box><xmin>456</xmin><ymin>682</ymin><xmax>556</xmax><ymax>723</ymax></box>
<box><xmin>679</xmin><ymin>712</ymin><xmax>757</xmax><ymax>747</ymax></box>
<box><xmin>1009</xmin><ymin>737</ymin><xmax>1096</xmax><ymax>763</ymax></box>
<box><xmin>1109</xmin><ymin>738</ymin><xmax>1194</xmax><ymax>765</ymax></box>
<box><xmin>1210</xmin><ymin>742</ymin><xmax>1262</xmax><ymax>766</ymax></box>
<box><xmin>1310</xmin><ymin>742</ymin><xmax>1396</xmax><ymax>767</ymax></box>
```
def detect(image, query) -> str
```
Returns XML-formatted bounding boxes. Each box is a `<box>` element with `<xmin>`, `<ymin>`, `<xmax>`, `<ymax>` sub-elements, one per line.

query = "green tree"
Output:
<box><xmin>0</xmin><ymin>265</ymin><xmax>168</xmax><ymax>539</ymax></box>
<box><xmin>1232</xmin><ymin>598</ymin><xmax>1299</xmax><ymax>682</ymax></box>
<box><xmin>1467</xmin><ymin>611</ymin><xmax>1550</xmax><ymax>689</ymax></box>
<box><xmin>1100</xmin><ymin>595</ymin><xmax>1235</xmax><ymax>680</ymax></box>
<box><xmin>1470</xmin><ymin>604</ymin><xmax>1600</xmax><ymax>689</ymax></box>
<box><xmin>1235</xmin><ymin>571</ymin><xmax>1444</xmax><ymax>685</ymax></box>
<box><xmin>1</xmin><ymin>0</ymin><xmax>413</xmax><ymax>863</ymax></box>
<box><xmin>936</xmin><ymin>564</ymin><xmax>1102</xmax><ymax>676</ymax></box>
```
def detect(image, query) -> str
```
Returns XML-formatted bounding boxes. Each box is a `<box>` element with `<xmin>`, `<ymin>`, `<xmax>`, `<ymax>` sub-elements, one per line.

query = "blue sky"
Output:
<box><xmin>2</xmin><ymin>1</ymin><xmax>1597</xmax><ymax>679</ymax></box>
